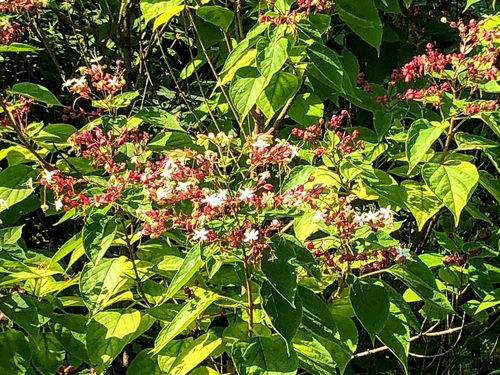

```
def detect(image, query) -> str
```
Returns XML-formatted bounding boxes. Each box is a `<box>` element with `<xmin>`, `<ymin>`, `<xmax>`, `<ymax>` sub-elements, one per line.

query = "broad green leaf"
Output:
<box><xmin>479</xmin><ymin>111</ymin><xmax>500</xmax><ymax>138</ymax></box>
<box><xmin>306</xmin><ymin>43</ymin><xmax>354</xmax><ymax>96</ymax></box>
<box><xmin>406</xmin><ymin>119</ymin><xmax>447</xmax><ymax>175</ymax></box>
<box><xmin>256</xmin><ymin>37</ymin><xmax>289</xmax><ymax>79</ymax></box>
<box><xmin>153</xmin><ymin>5</ymin><xmax>184</xmax><ymax>30</ymax></box>
<box><xmin>454</xmin><ymin>132</ymin><xmax>499</xmax><ymax>150</ymax></box>
<box><xmin>83</xmin><ymin>213</ymin><xmax>118</xmax><ymax>265</ymax></box>
<box><xmin>257</xmin><ymin>71</ymin><xmax>300</xmax><ymax>119</ymax></box>
<box><xmin>168</xmin><ymin>331</ymin><xmax>223</xmax><ymax>375</ymax></box>
<box><xmin>484</xmin><ymin>147</ymin><xmax>500</xmax><ymax>173</ymax></box>
<box><xmin>422</xmin><ymin>161</ymin><xmax>479</xmax><ymax>226</ymax></box>
<box><xmin>49</xmin><ymin>232</ymin><xmax>83</xmax><ymax>268</ymax></box>
<box><xmin>0</xmin><ymin>165</ymin><xmax>37</xmax><ymax>213</ymax></box>
<box><xmin>292</xmin><ymin>329</ymin><xmax>338</xmax><ymax>375</ymax></box>
<box><xmin>189</xmin><ymin>367</ymin><xmax>220</xmax><ymax>375</ymax></box>
<box><xmin>389</xmin><ymin>259</ymin><xmax>454</xmax><ymax>313</ymax></box>
<box><xmin>382</xmin><ymin>281</ymin><xmax>421</xmax><ymax>332</ymax></box>
<box><xmin>401</xmin><ymin>180</ymin><xmax>443</xmax><ymax>231</ymax></box>
<box><xmin>288</xmin><ymin>92</ymin><xmax>324</xmax><ymax>126</ymax></box>
<box><xmin>373</xmin><ymin>110</ymin><xmax>393</xmax><ymax>140</ymax></box>
<box><xmin>223</xmin><ymin>321</ymin><xmax>272</xmax><ymax>347</ymax></box>
<box><xmin>262</xmin><ymin>235</ymin><xmax>298</xmax><ymax>306</ymax></box>
<box><xmin>87</xmin><ymin>309</ymin><xmax>142</xmax><ymax>373</ymax></box>
<box><xmin>140</xmin><ymin>0</ymin><xmax>182</xmax><ymax>24</ymax></box>
<box><xmin>376</xmin><ymin>303</ymin><xmax>410</xmax><ymax>374</ymax></box>
<box><xmin>0</xmin><ymin>43</ymin><xmax>41</xmax><ymax>52</ymax></box>
<box><xmin>0</xmin><ymin>330</ymin><xmax>31</xmax><ymax>374</ymax></box>
<box><xmin>230</xmin><ymin>67</ymin><xmax>266</xmax><ymax>118</ymax></box>
<box><xmin>196</xmin><ymin>6</ymin><xmax>234</xmax><ymax>32</ymax></box>
<box><xmin>153</xmin><ymin>291</ymin><xmax>219</xmax><ymax>354</ymax></box>
<box><xmin>0</xmin><ymin>292</ymin><xmax>42</xmax><ymax>335</ymax></box>
<box><xmin>31</xmin><ymin>333</ymin><xmax>65</xmax><ymax>375</ymax></box>
<box><xmin>464</xmin><ymin>0</ymin><xmax>481</xmax><ymax>11</ymax></box>
<box><xmin>231</xmin><ymin>335</ymin><xmax>299</xmax><ymax>375</ymax></box>
<box><xmin>80</xmin><ymin>257</ymin><xmax>126</xmax><ymax>315</ymax></box>
<box><xmin>349</xmin><ymin>279</ymin><xmax>389</xmax><ymax>342</ymax></box>
<box><xmin>133</xmin><ymin>107</ymin><xmax>184</xmax><ymax>132</ymax></box>
<box><xmin>375</xmin><ymin>0</ymin><xmax>401</xmax><ymax>12</ymax></box>
<box><xmin>298</xmin><ymin>287</ymin><xmax>354</xmax><ymax>373</ymax></box>
<box><xmin>479</xmin><ymin>170</ymin><xmax>500</xmax><ymax>203</ymax></box>
<box><xmin>336</xmin><ymin>0</ymin><xmax>383</xmax><ymax>51</ymax></box>
<box><xmin>127</xmin><ymin>348</ymin><xmax>164</xmax><ymax>375</ymax></box>
<box><xmin>11</xmin><ymin>83</ymin><xmax>62</xmax><ymax>106</ymax></box>
<box><xmin>50</xmin><ymin>313</ymin><xmax>89</xmax><ymax>363</ymax></box>
<box><xmin>261</xmin><ymin>281</ymin><xmax>303</xmax><ymax>344</ymax></box>
<box><xmin>32</xmin><ymin>124</ymin><xmax>77</xmax><ymax>144</ymax></box>
<box><xmin>160</xmin><ymin>243</ymin><xmax>202</xmax><ymax>303</ymax></box>
<box><xmin>359</xmin><ymin>167</ymin><xmax>405</xmax><ymax>208</ymax></box>
<box><xmin>109</xmin><ymin>90</ymin><xmax>139</xmax><ymax>109</ymax></box>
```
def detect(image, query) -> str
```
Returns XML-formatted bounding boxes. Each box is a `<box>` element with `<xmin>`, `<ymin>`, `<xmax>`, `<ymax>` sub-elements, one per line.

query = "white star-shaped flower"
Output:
<box><xmin>201</xmin><ymin>193</ymin><xmax>224</xmax><ymax>207</ymax></box>
<box><xmin>42</xmin><ymin>169</ymin><xmax>56</xmax><ymax>184</ymax></box>
<box><xmin>289</xmin><ymin>145</ymin><xmax>299</xmax><ymax>159</ymax></box>
<box><xmin>312</xmin><ymin>210</ymin><xmax>327</xmax><ymax>223</ymax></box>
<box><xmin>192</xmin><ymin>228</ymin><xmax>209</xmax><ymax>241</ymax></box>
<box><xmin>156</xmin><ymin>187</ymin><xmax>172</xmax><ymax>200</ymax></box>
<box><xmin>396</xmin><ymin>245</ymin><xmax>410</xmax><ymax>259</ymax></box>
<box><xmin>54</xmin><ymin>199</ymin><xmax>63</xmax><ymax>211</ymax></box>
<box><xmin>258</xmin><ymin>171</ymin><xmax>270</xmax><ymax>181</ymax></box>
<box><xmin>176</xmin><ymin>181</ymin><xmax>192</xmax><ymax>191</ymax></box>
<box><xmin>252</xmin><ymin>138</ymin><xmax>270</xmax><ymax>148</ymax></box>
<box><xmin>238</xmin><ymin>188</ymin><xmax>254</xmax><ymax>201</ymax></box>
<box><xmin>243</xmin><ymin>229</ymin><xmax>259</xmax><ymax>243</ymax></box>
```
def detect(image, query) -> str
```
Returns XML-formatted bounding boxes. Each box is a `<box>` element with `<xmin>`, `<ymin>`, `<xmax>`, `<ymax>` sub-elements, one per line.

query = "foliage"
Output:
<box><xmin>1</xmin><ymin>0</ymin><xmax>500</xmax><ymax>374</ymax></box>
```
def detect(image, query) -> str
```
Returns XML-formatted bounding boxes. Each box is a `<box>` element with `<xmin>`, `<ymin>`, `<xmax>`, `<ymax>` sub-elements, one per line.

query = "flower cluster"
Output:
<box><xmin>0</xmin><ymin>0</ymin><xmax>45</xmax><ymax>12</ymax></box>
<box><xmin>0</xmin><ymin>96</ymin><xmax>33</xmax><ymax>127</ymax></box>
<box><xmin>63</xmin><ymin>58</ymin><xmax>125</xmax><ymax>99</ymax></box>
<box><xmin>0</xmin><ymin>18</ymin><xmax>21</xmax><ymax>46</ymax></box>
<box><xmin>258</xmin><ymin>0</ymin><xmax>326</xmax><ymax>26</ymax></box>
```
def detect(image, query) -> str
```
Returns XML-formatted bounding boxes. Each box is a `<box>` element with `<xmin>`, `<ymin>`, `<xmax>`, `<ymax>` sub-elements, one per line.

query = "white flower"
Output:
<box><xmin>89</xmin><ymin>56</ymin><xmax>103</xmax><ymax>63</ymax></box>
<box><xmin>289</xmin><ymin>145</ymin><xmax>299</xmax><ymax>159</ymax></box>
<box><xmin>130</xmin><ymin>156</ymin><xmax>139</xmax><ymax>164</ymax></box>
<box><xmin>396</xmin><ymin>245</ymin><xmax>411</xmax><ymax>259</ymax></box>
<box><xmin>192</xmin><ymin>228</ymin><xmax>209</xmax><ymax>241</ymax></box>
<box><xmin>353</xmin><ymin>213</ymin><xmax>364</xmax><ymax>225</ymax></box>
<box><xmin>176</xmin><ymin>181</ymin><xmax>192</xmax><ymax>191</ymax></box>
<box><xmin>202</xmin><ymin>193</ymin><xmax>224</xmax><ymax>207</ymax></box>
<box><xmin>0</xmin><ymin>199</ymin><xmax>8</xmax><ymax>210</ymax></box>
<box><xmin>378</xmin><ymin>205</ymin><xmax>394</xmax><ymax>225</ymax></box>
<box><xmin>258</xmin><ymin>171</ymin><xmax>270</xmax><ymax>181</ymax></box>
<box><xmin>313</xmin><ymin>210</ymin><xmax>327</xmax><ymax>223</ymax></box>
<box><xmin>363</xmin><ymin>210</ymin><xmax>378</xmax><ymax>222</ymax></box>
<box><xmin>252</xmin><ymin>138</ymin><xmax>270</xmax><ymax>148</ymax></box>
<box><xmin>42</xmin><ymin>169</ymin><xmax>56</xmax><ymax>183</ymax></box>
<box><xmin>62</xmin><ymin>78</ymin><xmax>75</xmax><ymax>87</ymax></box>
<box><xmin>156</xmin><ymin>187</ymin><xmax>172</xmax><ymax>200</ymax></box>
<box><xmin>243</xmin><ymin>229</ymin><xmax>259</xmax><ymax>243</ymax></box>
<box><xmin>25</xmin><ymin>177</ymin><xmax>33</xmax><ymax>189</ymax></box>
<box><xmin>54</xmin><ymin>199</ymin><xmax>63</xmax><ymax>211</ymax></box>
<box><xmin>217</xmin><ymin>189</ymin><xmax>228</xmax><ymax>200</ymax></box>
<box><xmin>238</xmin><ymin>188</ymin><xmax>254</xmax><ymax>201</ymax></box>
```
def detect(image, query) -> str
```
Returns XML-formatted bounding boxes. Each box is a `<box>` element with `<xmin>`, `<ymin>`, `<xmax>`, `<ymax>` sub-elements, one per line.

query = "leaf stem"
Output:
<box><xmin>241</xmin><ymin>248</ymin><xmax>254</xmax><ymax>337</ymax></box>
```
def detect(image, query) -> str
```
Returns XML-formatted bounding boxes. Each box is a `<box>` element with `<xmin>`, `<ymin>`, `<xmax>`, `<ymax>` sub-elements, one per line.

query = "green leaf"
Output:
<box><xmin>406</xmin><ymin>119</ymin><xmax>448</xmax><ymax>175</ymax></box>
<box><xmin>0</xmin><ymin>165</ymin><xmax>38</xmax><ymax>213</ymax></box>
<box><xmin>464</xmin><ymin>0</ymin><xmax>481</xmax><ymax>11</ymax></box>
<box><xmin>31</xmin><ymin>333</ymin><xmax>66</xmax><ymax>375</ymax></box>
<box><xmin>168</xmin><ymin>331</ymin><xmax>223</xmax><ymax>375</ymax></box>
<box><xmin>11</xmin><ymin>83</ymin><xmax>62</xmax><ymax>106</ymax></box>
<box><xmin>288</xmin><ymin>92</ymin><xmax>324</xmax><ymax>126</ymax></box>
<box><xmin>382</xmin><ymin>281</ymin><xmax>421</xmax><ymax>332</ymax></box>
<box><xmin>261</xmin><ymin>281</ymin><xmax>303</xmax><ymax>344</ymax></box>
<box><xmin>454</xmin><ymin>132</ymin><xmax>499</xmax><ymax>150</ymax></box>
<box><xmin>401</xmin><ymin>180</ymin><xmax>443</xmax><ymax>231</ymax></box>
<box><xmin>479</xmin><ymin>170</ymin><xmax>500</xmax><ymax>203</ymax></box>
<box><xmin>87</xmin><ymin>309</ymin><xmax>142</xmax><ymax>373</ymax></box>
<box><xmin>140</xmin><ymin>0</ymin><xmax>183</xmax><ymax>24</ymax></box>
<box><xmin>230</xmin><ymin>67</ymin><xmax>266</xmax><ymax>118</ymax></box>
<box><xmin>0</xmin><ymin>43</ymin><xmax>41</xmax><ymax>53</ymax></box>
<box><xmin>83</xmin><ymin>213</ymin><xmax>118</xmax><ymax>265</ymax></box>
<box><xmin>126</xmin><ymin>348</ymin><xmax>164</xmax><ymax>375</ymax></box>
<box><xmin>160</xmin><ymin>243</ymin><xmax>202</xmax><ymax>304</ymax></box>
<box><xmin>133</xmin><ymin>107</ymin><xmax>184</xmax><ymax>132</ymax></box>
<box><xmin>376</xmin><ymin>303</ymin><xmax>410</xmax><ymax>374</ymax></box>
<box><xmin>0</xmin><ymin>330</ymin><xmax>31</xmax><ymax>374</ymax></box>
<box><xmin>306</xmin><ymin>43</ymin><xmax>354</xmax><ymax>96</ymax></box>
<box><xmin>422</xmin><ymin>161</ymin><xmax>479</xmax><ymax>226</ymax></box>
<box><xmin>262</xmin><ymin>235</ymin><xmax>298</xmax><ymax>306</ymax></box>
<box><xmin>50</xmin><ymin>313</ymin><xmax>89</xmax><ymax>363</ymax></box>
<box><xmin>110</xmin><ymin>90</ymin><xmax>139</xmax><ymax>109</ymax></box>
<box><xmin>153</xmin><ymin>291</ymin><xmax>219</xmax><ymax>354</ymax></box>
<box><xmin>350</xmin><ymin>279</ymin><xmax>390</xmax><ymax>342</ymax></box>
<box><xmin>336</xmin><ymin>0</ymin><xmax>383</xmax><ymax>51</ymax></box>
<box><xmin>389</xmin><ymin>259</ymin><xmax>454</xmax><ymax>313</ymax></box>
<box><xmin>196</xmin><ymin>6</ymin><xmax>234</xmax><ymax>32</ymax></box>
<box><xmin>257</xmin><ymin>71</ymin><xmax>300</xmax><ymax>119</ymax></box>
<box><xmin>256</xmin><ymin>37</ymin><xmax>289</xmax><ymax>80</ymax></box>
<box><xmin>32</xmin><ymin>124</ymin><xmax>77</xmax><ymax>145</ymax></box>
<box><xmin>479</xmin><ymin>111</ymin><xmax>500</xmax><ymax>138</ymax></box>
<box><xmin>231</xmin><ymin>335</ymin><xmax>299</xmax><ymax>375</ymax></box>
<box><xmin>80</xmin><ymin>257</ymin><xmax>126</xmax><ymax>316</ymax></box>
<box><xmin>373</xmin><ymin>110</ymin><xmax>393</xmax><ymax>140</ymax></box>
<box><xmin>292</xmin><ymin>329</ymin><xmax>338</xmax><ymax>375</ymax></box>
<box><xmin>375</xmin><ymin>0</ymin><xmax>401</xmax><ymax>12</ymax></box>
<box><xmin>0</xmin><ymin>292</ymin><xmax>42</xmax><ymax>335</ymax></box>
<box><xmin>153</xmin><ymin>4</ymin><xmax>184</xmax><ymax>30</ymax></box>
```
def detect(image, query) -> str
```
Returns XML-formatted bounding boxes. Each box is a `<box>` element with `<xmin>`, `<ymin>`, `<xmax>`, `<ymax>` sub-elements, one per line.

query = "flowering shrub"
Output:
<box><xmin>1</xmin><ymin>1</ymin><xmax>500</xmax><ymax>375</ymax></box>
